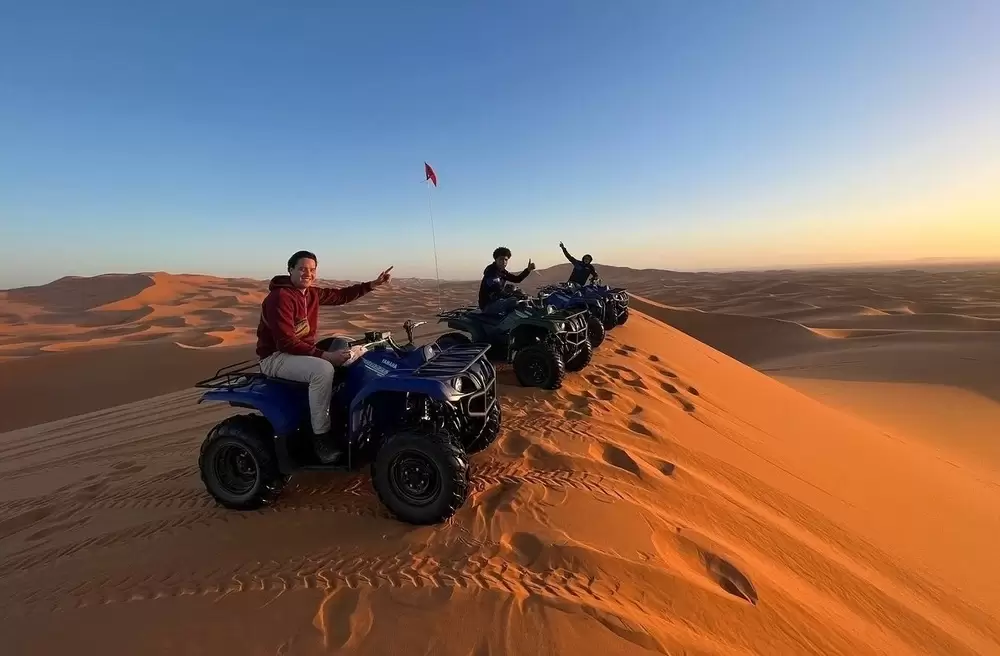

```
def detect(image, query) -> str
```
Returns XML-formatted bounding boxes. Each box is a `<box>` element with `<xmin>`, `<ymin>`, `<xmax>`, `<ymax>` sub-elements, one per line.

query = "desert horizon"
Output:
<box><xmin>2</xmin><ymin>262</ymin><xmax>999</xmax><ymax>654</ymax></box>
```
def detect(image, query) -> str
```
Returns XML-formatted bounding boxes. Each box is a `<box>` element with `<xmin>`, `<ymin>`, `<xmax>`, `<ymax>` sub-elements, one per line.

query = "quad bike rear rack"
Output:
<box><xmin>194</xmin><ymin>360</ymin><xmax>264</xmax><ymax>390</ymax></box>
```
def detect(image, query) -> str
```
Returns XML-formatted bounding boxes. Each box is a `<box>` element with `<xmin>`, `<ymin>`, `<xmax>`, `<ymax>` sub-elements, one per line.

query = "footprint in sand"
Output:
<box><xmin>598</xmin><ymin>365</ymin><xmax>649</xmax><ymax>390</ymax></box>
<box><xmin>591</xmin><ymin>442</ymin><xmax>642</xmax><ymax>478</ymax></box>
<box><xmin>470</xmin><ymin>476</ymin><xmax>525</xmax><ymax>523</ymax></box>
<box><xmin>702</xmin><ymin>551</ymin><xmax>758</xmax><ymax>605</ymax></box>
<box><xmin>657</xmin><ymin>378</ymin><xmax>697</xmax><ymax>413</ymax></box>
<box><xmin>657</xmin><ymin>461</ymin><xmax>677</xmax><ymax>477</ymax></box>
<box><xmin>669</xmin><ymin>530</ymin><xmax>759</xmax><ymax>606</ymax></box>
<box><xmin>502</xmin><ymin>531</ymin><xmax>545</xmax><ymax>567</ymax></box>
<box><xmin>315</xmin><ymin>586</ymin><xmax>375</xmax><ymax>650</ymax></box>
<box><xmin>676</xmin><ymin>397</ymin><xmax>696</xmax><ymax>413</ymax></box>
<box><xmin>627</xmin><ymin>420</ymin><xmax>656</xmax><ymax>439</ymax></box>
<box><xmin>648</xmin><ymin>354</ymin><xmax>660</xmax><ymax>363</ymax></box>
<box><xmin>594</xmin><ymin>388</ymin><xmax>615</xmax><ymax>402</ymax></box>
<box><xmin>656</xmin><ymin>367</ymin><xmax>678</xmax><ymax>379</ymax></box>
<box><xmin>501</xmin><ymin>429</ymin><xmax>532</xmax><ymax>457</ymax></box>
<box><xmin>585</xmin><ymin>373</ymin><xmax>611</xmax><ymax>387</ymax></box>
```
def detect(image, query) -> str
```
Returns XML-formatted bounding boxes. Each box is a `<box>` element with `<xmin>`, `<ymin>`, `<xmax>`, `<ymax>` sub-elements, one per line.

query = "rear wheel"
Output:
<box><xmin>565</xmin><ymin>338</ymin><xmax>594</xmax><ymax>372</ymax></box>
<box><xmin>585</xmin><ymin>314</ymin><xmax>606</xmax><ymax>348</ymax></box>
<box><xmin>372</xmin><ymin>429</ymin><xmax>469</xmax><ymax>525</ymax></box>
<box><xmin>513</xmin><ymin>342</ymin><xmax>565</xmax><ymax>389</ymax></box>
<box><xmin>199</xmin><ymin>414</ymin><xmax>284</xmax><ymax>510</ymax></box>
<box><xmin>465</xmin><ymin>402</ymin><xmax>502</xmax><ymax>455</ymax></box>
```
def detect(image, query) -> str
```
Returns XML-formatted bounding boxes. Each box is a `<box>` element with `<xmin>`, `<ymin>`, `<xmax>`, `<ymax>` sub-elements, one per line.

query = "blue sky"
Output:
<box><xmin>2</xmin><ymin>1</ymin><xmax>999</xmax><ymax>287</ymax></box>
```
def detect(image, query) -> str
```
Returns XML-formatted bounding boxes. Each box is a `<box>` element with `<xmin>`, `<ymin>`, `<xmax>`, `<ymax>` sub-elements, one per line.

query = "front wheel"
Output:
<box><xmin>513</xmin><ymin>342</ymin><xmax>566</xmax><ymax>389</ymax></box>
<box><xmin>618</xmin><ymin>306</ymin><xmax>630</xmax><ymax>325</ymax></box>
<box><xmin>372</xmin><ymin>429</ymin><xmax>469</xmax><ymax>525</ymax></box>
<box><xmin>465</xmin><ymin>402</ymin><xmax>502</xmax><ymax>455</ymax></box>
<box><xmin>564</xmin><ymin>338</ymin><xmax>594</xmax><ymax>373</ymax></box>
<box><xmin>602</xmin><ymin>305</ymin><xmax>617</xmax><ymax>331</ymax></box>
<box><xmin>198</xmin><ymin>414</ymin><xmax>285</xmax><ymax>510</ymax></box>
<box><xmin>586</xmin><ymin>314</ymin><xmax>606</xmax><ymax>349</ymax></box>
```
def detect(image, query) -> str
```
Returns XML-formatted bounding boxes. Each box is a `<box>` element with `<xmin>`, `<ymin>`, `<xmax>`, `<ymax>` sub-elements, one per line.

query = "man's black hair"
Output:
<box><xmin>492</xmin><ymin>246</ymin><xmax>512</xmax><ymax>260</ymax></box>
<box><xmin>287</xmin><ymin>250</ymin><xmax>318</xmax><ymax>270</ymax></box>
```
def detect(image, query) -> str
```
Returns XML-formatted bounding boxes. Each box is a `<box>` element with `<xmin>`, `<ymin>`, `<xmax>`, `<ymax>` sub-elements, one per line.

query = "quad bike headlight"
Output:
<box><xmin>452</xmin><ymin>377</ymin><xmax>464</xmax><ymax>393</ymax></box>
<box><xmin>554</xmin><ymin>322</ymin><xmax>565</xmax><ymax>331</ymax></box>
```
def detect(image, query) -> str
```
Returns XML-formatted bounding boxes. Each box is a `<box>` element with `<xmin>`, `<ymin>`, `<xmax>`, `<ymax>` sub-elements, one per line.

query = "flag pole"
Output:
<box><xmin>425</xmin><ymin>178</ymin><xmax>443</xmax><ymax>311</ymax></box>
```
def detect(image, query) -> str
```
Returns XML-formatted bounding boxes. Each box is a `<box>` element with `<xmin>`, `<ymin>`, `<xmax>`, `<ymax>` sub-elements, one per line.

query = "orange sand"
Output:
<box><xmin>1</xmin><ymin>268</ymin><xmax>999</xmax><ymax>654</ymax></box>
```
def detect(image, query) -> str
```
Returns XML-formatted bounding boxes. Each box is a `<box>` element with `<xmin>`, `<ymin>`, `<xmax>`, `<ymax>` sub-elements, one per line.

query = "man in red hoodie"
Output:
<box><xmin>256</xmin><ymin>250</ymin><xmax>393</xmax><ymax>463</ymax></box>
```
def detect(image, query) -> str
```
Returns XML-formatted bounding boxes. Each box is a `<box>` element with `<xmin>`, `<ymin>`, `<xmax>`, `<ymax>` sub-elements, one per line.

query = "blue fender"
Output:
<box><xmin>346</xmin><ymin>375</ymin><xmax>456</xmax><ymax>437</ymax></box>
<box><xmin>198</xmin><ymin>385</ymin><xmax>304</xmax><ymax>437</ymax></box>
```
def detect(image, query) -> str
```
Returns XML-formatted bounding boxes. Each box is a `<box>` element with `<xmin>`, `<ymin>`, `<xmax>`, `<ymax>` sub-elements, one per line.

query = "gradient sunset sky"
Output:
<box><xmin>2</xmin><ymin>1</ymin><xmax>998</xmax><ymax>287</ymax></box>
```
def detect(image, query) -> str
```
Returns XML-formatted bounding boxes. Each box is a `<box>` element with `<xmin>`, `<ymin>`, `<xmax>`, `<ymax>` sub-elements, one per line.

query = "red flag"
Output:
<box><xmin>424</xmin><ymin>162</ymin><xmax>438</xmax><ymax>187</ymax></box>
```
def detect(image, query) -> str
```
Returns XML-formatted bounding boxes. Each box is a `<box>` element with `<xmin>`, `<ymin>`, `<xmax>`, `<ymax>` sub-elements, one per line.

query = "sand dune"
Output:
<box><xmin>2</xmin><ymin>268</ymin><xmax>1000</xmax><ymax>654</ymax></box>
<box><xmin>0</xmin><ymin>272</ymin><xmax>460</xmax><ymax>362</ymax></box>
<box><xmin>616</xmin><ymin>264</ymin><xmax>1000</xmax><ymax>473</ymax></box>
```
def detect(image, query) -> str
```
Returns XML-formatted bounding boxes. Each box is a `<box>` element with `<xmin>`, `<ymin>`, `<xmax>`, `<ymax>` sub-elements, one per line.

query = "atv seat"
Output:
<box><xmin>263</xmin><ymin>375</ymin><xmax>309</xmax><ymax>388</ymax></box>
<box><xmin>470</xmin><ymin>312</ymin><xmax>507</xmax><ymax>325</ymax></box>
<box><xmin>263</xmin><ymin>359</ymin><xmax>358</xmax><ymax>388</ymax></box>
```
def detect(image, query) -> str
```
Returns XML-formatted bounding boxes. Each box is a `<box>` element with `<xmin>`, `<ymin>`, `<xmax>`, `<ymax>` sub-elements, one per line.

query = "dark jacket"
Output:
<box><xmin>255</xmin><ymin>275</ymin><xmax>373</xmax><ymax>359</ymax></box>
<box><xmin>560</xmin><ymin>245</ymin><xmax>598</xmax><ymax>285</ymax></box>
<box><xmin>478</xmin><ymin>263</ymin><xmax>532</xmax><ymax>309</ymax></box>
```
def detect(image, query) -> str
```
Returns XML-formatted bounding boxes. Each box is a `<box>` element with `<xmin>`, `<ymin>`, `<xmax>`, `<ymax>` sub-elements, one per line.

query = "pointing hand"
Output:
<box><xmin>372</xmin><ymin>266</ymin><xmax>394</xmax><ymax>287</ymax></box>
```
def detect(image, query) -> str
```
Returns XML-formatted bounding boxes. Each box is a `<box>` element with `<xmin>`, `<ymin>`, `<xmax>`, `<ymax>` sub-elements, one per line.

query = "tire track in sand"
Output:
<box><xmin>6</xmin><ymin>541</ymin><xmax>671</xmax><ymax>654</ymax></box>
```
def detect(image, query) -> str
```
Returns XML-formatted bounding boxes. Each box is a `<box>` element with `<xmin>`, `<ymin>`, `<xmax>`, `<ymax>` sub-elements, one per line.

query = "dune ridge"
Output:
<box><xmin>617</xmin><ymin>266</ymin><xmax>1000</xmax><ymax>474</ymax></box>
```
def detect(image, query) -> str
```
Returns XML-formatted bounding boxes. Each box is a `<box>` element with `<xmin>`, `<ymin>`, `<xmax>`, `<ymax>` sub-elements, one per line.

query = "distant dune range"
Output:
<box><xmin>2</xmin><ymin>263</ymin><xmax>1000</xmax><ymax>654</ymax></box>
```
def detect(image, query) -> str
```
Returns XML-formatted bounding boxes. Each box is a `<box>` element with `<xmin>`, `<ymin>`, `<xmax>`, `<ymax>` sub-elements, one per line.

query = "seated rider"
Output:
<box><xmin>478</xmin><ymin>246</ymin><xmax>536</xmax><ymax>315</ymax></box>
<box><xmin>255</xmin><ymin>250</ymin><xmax>393</xmax><ymax>463</ymax></box>
<box><xmin>559</xmin><ymin>241</ymin><xmax>599</xmax><ymax>285</ymax></box>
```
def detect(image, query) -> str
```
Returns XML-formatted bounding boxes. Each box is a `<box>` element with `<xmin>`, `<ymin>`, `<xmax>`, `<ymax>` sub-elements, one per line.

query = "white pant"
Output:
<box><xmin>259</xmin><ymin>352</ymin><xmax>334</xmax><ymax>434</ymax></box>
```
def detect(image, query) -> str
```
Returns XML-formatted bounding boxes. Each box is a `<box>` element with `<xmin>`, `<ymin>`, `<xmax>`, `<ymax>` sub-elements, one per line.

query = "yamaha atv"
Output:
<box><xmin>435</xmin><ymin>295</ymin><xmax>591</xmax><ymax>390</ymax></box>
<box><xmin>194</xmin><ymin>320</ymin><xmax>500</xmax><ymax>525</ymax></box>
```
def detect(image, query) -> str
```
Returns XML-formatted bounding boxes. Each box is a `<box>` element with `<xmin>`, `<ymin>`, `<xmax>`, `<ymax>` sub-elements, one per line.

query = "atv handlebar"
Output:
<box><xmin>343</xmin><ymin>318</ymin><xmax>428</xmax><ymax>355</ymax></box>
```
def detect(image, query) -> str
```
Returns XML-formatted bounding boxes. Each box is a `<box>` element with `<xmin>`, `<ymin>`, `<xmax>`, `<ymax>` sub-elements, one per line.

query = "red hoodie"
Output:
<box><xmin>255</xmin><ymin>275</ymin><xmax>374</xmax><ymax>359</ymax></box>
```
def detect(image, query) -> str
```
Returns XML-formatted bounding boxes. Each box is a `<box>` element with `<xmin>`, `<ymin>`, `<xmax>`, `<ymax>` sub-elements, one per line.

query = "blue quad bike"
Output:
<box><xmin>434</xmin><ymin>291</ymin><xmax>592</xmax><ymax>391</ymax></box>
<box><xmin>194</xmin><ymin>320</ymin><xmax>501</xmax><ymax>525</ymax></box>
<box><xmin>541</xmin><ymin>278</ymin><xmax>630</xmax><ymax>331</ymax></box>
<box><xmin>535</xmin><ymin>287</ymin><xmax>608</xmax><ymax>349</ymax></box>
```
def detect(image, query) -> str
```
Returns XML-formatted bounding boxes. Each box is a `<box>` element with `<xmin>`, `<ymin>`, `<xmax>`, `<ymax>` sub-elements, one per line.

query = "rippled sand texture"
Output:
<box><xmin>2</xmin><ymin>268</ymin><xmax>999</xmax><ymax>654</ymax></box>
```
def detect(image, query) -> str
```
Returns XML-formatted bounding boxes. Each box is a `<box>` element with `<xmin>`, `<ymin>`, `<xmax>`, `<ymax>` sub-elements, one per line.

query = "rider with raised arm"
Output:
<box><xmin>559</xmin><ymin>241</ymin><xmax>599</xmax><ymax>285</ymax></box>
<box><xmin>478</xmin><ymin>246</ymin><xmax>536</xmax><ymax>315</ymax></box>
<box><xmin>255</xmin><ymin>250</ymin><xmax>393</xmax><ymax>462</ymax></box>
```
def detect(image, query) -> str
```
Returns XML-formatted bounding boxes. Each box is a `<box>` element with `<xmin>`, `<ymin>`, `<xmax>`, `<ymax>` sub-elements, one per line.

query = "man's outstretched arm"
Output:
<box><xmin>504</xmin><ymin>267</ymin><xmax>532</xmax><ymax>284</ymax></box>
<box><xmin>315</xmin><ymin>266</ymin><xmax>393</xmax><ymax>306</ymax></box>
<box><xmin>315</xmin><ymin>281</ymin><xmax>374</xmax><ymax>306</ymax></box>
<box><xmin>559</xmin><ymin>242</ymin><xmax>579</xmax><ymax>265</ymax></box>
